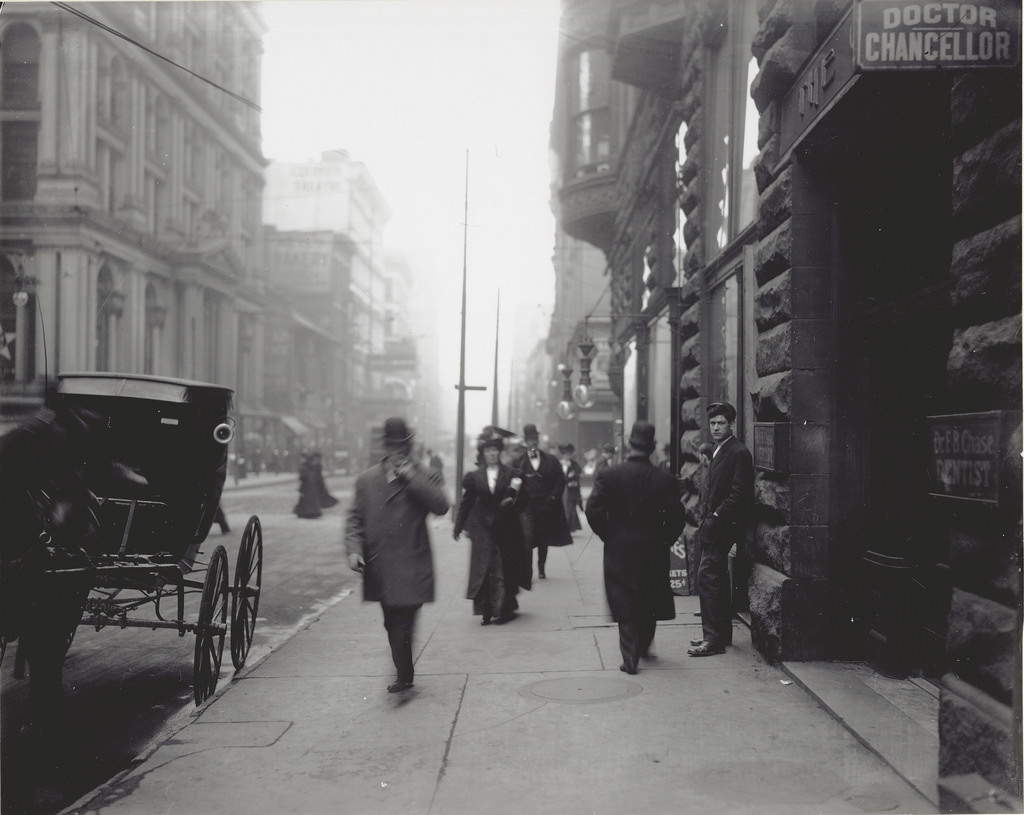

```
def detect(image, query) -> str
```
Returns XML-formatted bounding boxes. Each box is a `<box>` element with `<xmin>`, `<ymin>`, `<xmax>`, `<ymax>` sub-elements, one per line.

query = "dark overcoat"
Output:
<box><xmin>511</xmin><ymin>448</ymin><xmax>572</xmax><ymax>548</ymax></box>
<box><xmin>696</xmin><ymin>436</ymin><xmax>754</xmax><ymax>550</ymax></box>
<box><xmin>561</xmin><ymin>458</ymin><xmax>583</xmax><ymax>531</ymax></box>
<box><xmin>345</xmin><ymin>462</ymin><xmax>449</xmax><ymax>606</ymax></box>
<box><xmin>585</xmin><ymin>454</ymin><xmax>686</xmax><ymax>623</ymax></box>
<box><xmin>453</xmin><ymin>464</ymin><xmax>526</xmax><ymax>597</ymax></box>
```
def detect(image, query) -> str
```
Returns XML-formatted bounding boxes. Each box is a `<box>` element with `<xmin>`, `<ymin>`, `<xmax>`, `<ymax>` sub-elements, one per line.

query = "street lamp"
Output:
<box><xmin>556</xmin><ymin>363</ymin><xmax>576</xmax><ymax>420</ymax></box>
<box><xmin>573</xmin><ymin>332</ymin><xmax>596</xmax><ymax>409</ymax></box>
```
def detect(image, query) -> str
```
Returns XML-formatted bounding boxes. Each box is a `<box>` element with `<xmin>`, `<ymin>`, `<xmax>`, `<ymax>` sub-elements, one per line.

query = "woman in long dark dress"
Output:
<box><xmin>453</xmin><ymin>429</ymin><xmax>524</xmax><ymax>625</ymax></box>
<box><xmin>293</xmin><ymin>453</ymin><xmax>321</xmax><ymax>518</ymax></box>
<box><xmin>559</xmin><ymin>443</ymin><xmax>584</xmax><ymax>532</ymax></box>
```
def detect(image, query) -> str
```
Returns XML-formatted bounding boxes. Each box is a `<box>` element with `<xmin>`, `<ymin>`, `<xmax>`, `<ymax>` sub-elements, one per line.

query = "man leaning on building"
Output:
<box><xmin>689</xmin><ymin>401</ymin><xmax>754</xmax><ymax>657</ymax></box>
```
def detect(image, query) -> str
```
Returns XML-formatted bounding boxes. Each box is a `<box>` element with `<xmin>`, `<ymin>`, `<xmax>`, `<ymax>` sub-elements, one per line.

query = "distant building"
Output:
<box><xmin>0</xmin><ymin>2</ymin><xmax>268</xmax><ymax>438</ymax></box>
<box><xmin>263</xmin><ymin>151</ymin><xmax>436</xmax><ymax>467</ymax></box>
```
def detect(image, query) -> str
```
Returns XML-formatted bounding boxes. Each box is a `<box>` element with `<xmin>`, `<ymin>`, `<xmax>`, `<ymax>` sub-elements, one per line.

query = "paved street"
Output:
<box><xmin>0</xmin><ymin>473</ymin><xmax>355</xmax><ymax>815</ymax></box>
<box><xmin>62</xmin><ymin>475</ymin><xmax>939</xmax><ymax>815</ymax></box>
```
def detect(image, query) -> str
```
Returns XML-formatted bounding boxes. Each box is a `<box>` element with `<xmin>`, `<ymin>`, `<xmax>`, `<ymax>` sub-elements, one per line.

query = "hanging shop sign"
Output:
<box><xmin>926</xmin><ymin>411</ymin><xmax>1019</xmax><ymax>505</ymax></box>
<box><xmin>855</xmin><ymin>1</ymin><xmax>1020</xmax><ymax>70</ymax></box>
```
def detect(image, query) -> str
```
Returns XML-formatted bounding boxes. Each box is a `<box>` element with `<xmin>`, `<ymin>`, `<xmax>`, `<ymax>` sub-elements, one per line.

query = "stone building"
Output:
<box><xmin>0</xmin><ymin>2</ymin><xmax>268</xmax><ymax>437</ymax></box>
<box><xmin>550</xmin><ymin>0</ymin><xmax>1021</xmax><ymax>806</ymax></box>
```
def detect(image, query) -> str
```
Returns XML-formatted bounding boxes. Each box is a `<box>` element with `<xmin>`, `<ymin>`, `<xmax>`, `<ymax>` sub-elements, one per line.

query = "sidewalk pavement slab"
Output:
<box><xmin>65</xmin><ymin>506</ymin><xmax>939</xmax><ymax>815</ymax></box>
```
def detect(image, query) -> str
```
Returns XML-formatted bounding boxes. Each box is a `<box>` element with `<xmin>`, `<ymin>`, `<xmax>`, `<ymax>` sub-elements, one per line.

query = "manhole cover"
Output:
<box><xmin>519</xmin><ymin>676</ymin><xmax>642</xmax><ymax>704</ymax></box>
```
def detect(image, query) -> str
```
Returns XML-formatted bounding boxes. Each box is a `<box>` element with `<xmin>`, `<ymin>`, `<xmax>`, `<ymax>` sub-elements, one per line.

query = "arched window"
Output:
<box><xmin>1</xmin><ymin>24</ymin><xmax>41</xmax><ymax>200</ymax></box>
<box><xmin>143</xmin><ymin>281</ymin><xmax>165</xmax><ymax>374</ymax></box>
<box><xmin>0</xmin><ymin>255</ymin><xmax>36</xmax><ymax>383</ymax></box>
<box><xmin>96</xmin><ymin>265</ymin><xmax>124</xmax><ymax>372</ymax></box>
<box><xmin>109</xmin><ymin>57</ymin><xmax>126</xmax><ymax>128</ymax></box>
<box><xmin>2</xmin><ymin>22</ymin><xmax>40</xmax><ymax>104</ymax></box>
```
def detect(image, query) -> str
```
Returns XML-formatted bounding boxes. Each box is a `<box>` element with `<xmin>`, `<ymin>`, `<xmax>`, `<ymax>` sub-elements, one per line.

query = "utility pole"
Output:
<box><xmin>491</xmin><ymin>290</ymin><xmax>500</xmax><ymax>427</ymax></box>
<box><xmin>454</xmin><ymin>150</ymin><xmax>486</xmax><ymax>491</ymax></box>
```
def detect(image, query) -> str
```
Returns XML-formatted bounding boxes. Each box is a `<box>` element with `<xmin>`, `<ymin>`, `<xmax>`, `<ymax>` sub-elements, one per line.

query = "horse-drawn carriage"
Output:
<box><xmin>0</xmin><ymin>373</ymin><xmax>263</xmax><ymax>709</ymax></box>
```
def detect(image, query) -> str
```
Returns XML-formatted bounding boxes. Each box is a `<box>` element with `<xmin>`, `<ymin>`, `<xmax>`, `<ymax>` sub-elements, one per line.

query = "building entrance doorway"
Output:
<box><xmin>819</xmin><ymin>76</ymin><xmax>954</xmax><ymax>677</ymax></box>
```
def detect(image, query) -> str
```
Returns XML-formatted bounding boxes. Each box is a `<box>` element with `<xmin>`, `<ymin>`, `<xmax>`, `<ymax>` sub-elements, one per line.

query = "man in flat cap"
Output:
<box><xmin>345</xmin><ymin>417</ymin><xmax>449</xmax><ymax>693</ymax></box>
<box><xmin>689</xmin><ymin>401</ymin><xmax>754</xmax><ymax>657</ymax></box>
<box><xmin>586</xmin><ymin>420</ymin><xmax>686</xmax><ymax>674</ymax></box>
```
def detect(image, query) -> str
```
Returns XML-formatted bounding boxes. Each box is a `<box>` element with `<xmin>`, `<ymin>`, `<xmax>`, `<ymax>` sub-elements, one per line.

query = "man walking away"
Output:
<box><xmin>585</xmin><ymin>421</ymin><xmax>686</xmax><ymax>674</ymax></box>
<box><xmin>689</xmin><ymin>401</ymin><xmax>754</xmax><ymax>657</ymax></box>
<box><xmin>345</xmin><ymin>417</ymin><xmax>449</xmax><ymax>693</ymax></box>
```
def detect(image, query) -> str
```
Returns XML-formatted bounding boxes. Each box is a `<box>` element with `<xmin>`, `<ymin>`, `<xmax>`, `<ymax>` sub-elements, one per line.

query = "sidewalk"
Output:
<box><xmin>64</xmin><ymin>507</ymin><xmax>940</xmax><ymax>815</ymax></box>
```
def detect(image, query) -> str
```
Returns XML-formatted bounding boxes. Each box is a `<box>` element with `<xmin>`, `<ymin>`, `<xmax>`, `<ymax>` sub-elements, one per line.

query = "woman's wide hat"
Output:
<box><xmin>477</xmin><ymin>425</ymin><xmax>513</xmax><ymax>452</ymax></box>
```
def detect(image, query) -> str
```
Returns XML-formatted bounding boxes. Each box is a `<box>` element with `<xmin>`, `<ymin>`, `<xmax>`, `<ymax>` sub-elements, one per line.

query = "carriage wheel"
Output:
<box><xmin>193</xmin><ymin>545</ymin><xmax>229</xmax><ymax>705</ymax></box>
<box><xmin>230</xmin><ymin>515</ymin><xmax>263</xmax><ymax>670</ymax></box>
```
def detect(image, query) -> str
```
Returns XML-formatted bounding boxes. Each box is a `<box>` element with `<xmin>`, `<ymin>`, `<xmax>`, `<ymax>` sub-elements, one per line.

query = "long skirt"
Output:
<box><xmin>470</xmin><ymin>539</ymin><xmax>518</xmax><ymax>618</ymax></box>
<box><xmin>563</xmin><ymin>488</ymin><xmax>583</xmax><ymax>532</ymax></box>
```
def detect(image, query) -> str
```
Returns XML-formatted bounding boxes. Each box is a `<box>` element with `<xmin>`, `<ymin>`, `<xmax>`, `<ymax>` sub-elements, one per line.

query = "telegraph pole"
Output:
<box><xmin>491</xmin><ymin>290</ymin><xmax>500</xmax><ymax>427</ymax></box>
<box><xmin>454</xmin><ymin>150</ymin><xmax>486</xmax><ymax>491</ymax></box>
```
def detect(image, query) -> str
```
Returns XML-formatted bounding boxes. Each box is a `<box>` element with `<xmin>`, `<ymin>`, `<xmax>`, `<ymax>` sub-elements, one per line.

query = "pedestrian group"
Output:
<box><xmin>344</xmin><ymin>404</ymin><xmax>753</xmax><ymax>695</ymax></box>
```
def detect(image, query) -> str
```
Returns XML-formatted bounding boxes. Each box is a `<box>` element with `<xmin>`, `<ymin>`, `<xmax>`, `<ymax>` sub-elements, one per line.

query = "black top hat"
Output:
<box><xmin>627</xmin><ymin>420</ymin><xmax>656</xmax><ymax>454</ymax></box>
<box><xmin>382</xmin><ymin>417</ymin><xmax>414</xmax><ymax>448</ymax></box>
<box><xmin>523</xmin><ymin>424</ymin><xmax>540</xmax><ymax>441</ymax></box>
<box><xmin>706</xmin><ymin>401</ymin><xmax>737</xmax><ymax>422</ymax></box>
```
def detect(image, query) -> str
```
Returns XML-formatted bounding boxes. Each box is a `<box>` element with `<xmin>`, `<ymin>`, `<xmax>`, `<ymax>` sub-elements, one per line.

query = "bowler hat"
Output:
<box><xmin>627</xmin><ymin>420</ymin><xmax>656</xmax><ymax>454</ymax></box>
<box><xmin>382</xmin><ymin>417</ymin><xmax>414</xmax><ymax>448</ymax></box>
<box><xmin>558</xmin><ymin>442</ymin><xmax>575</xmax><ymax>454</ymax></box>
<box><xmin>523</xmin><ymin>424</ymin><xmax>540</xmax><ymax>441</ymax></box>
<box><xmin>706</xmin><ymin>401</ymin><xmax>737</xmax><ymax>422</ymax></box>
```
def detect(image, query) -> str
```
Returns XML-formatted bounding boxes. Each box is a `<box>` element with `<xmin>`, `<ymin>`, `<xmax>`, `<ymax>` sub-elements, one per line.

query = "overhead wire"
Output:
<box><xmin>49</xmin><ymin>1</ymin><xmax>262</xmax><ymax>113</ymax></box>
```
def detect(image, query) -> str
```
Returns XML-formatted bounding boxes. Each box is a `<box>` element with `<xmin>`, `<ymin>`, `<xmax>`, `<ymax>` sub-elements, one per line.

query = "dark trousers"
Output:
<box><xmin>697</xmin><ymin>541</ymin><xmax>733</xmax><ymax>646</ymax></box>
<box><xmin>381</xmin><ymin>604</ymin><xmax>420</xmax><ymax>684</ymax></box>
<box><xmin>519</xmin><ymin>506</ymin><xmax>547</xmax><ymax>578</ymax></box>
<box><xmin>618</xmin><ymin>617</ymin><xmax>656</xmax><ymax>672</ymax></box>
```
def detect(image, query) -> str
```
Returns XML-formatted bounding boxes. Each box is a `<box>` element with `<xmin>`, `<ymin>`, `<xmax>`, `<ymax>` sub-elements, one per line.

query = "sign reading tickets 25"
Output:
<box><xmin>856</xmin><ymin>0</ymin><xmax>1020</xmax><ymax>70</ymax></box>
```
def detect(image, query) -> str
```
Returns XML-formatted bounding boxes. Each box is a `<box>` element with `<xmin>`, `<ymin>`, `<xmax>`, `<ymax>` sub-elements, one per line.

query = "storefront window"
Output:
<box><xmin>650</xmin><ymin>315</ymin><xmax>672</xmax><ymax>464</ymax></box>
<box><xmin>706</xmin><ymin>4</ymin><xmax>759</xmax><ymax>255</ymax></box>
<box><xmin>708</xmin><ymin>273</ymin><xmax>739</xmax><ymax>407</ymax></box>
<box><xmin>674</xmin><ymin>121</ymin><xmax>689</xmax><ymax>284</ymax></box>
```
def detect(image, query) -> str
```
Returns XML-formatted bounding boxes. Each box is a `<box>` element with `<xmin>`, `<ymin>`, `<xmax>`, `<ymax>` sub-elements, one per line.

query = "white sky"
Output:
<box><xmin>260</xmin><ymin>0</ymin><xmax>561</xmax><ymax>439</ymax></box>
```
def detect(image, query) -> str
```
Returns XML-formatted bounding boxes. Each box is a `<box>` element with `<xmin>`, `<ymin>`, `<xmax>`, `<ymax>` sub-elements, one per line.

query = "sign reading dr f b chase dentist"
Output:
<box><xmin>856</xmin><ymin>1</ymin><xmax>1020</xmax><ymax>70</ymax></box>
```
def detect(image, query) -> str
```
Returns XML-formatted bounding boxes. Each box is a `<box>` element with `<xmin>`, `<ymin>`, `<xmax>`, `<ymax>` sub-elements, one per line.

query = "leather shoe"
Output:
<box><xmin>687</xmin><ymin>643</ymin><xmax>725</xmax><ymax>657</ymax></box>
<box><xmin>690</xmin><ymin>638</ymin><xmax>705</xmax><ymax>647</ymax></box>
<box><xmin>619</xmin><ymin>663</ymin><xmax>637</xmax><ymax>675</ymax></box>
<box><xmin>538</xmin><ymin>570</ymin><xmax>546</xmax><ymax>579</ymax></box>
<box><xmin>481</xmin><ymin>616</ymin><xmax>492</xmax><ymax>626</ymax></box>
<box><xmin>387</xmin><ymin>680</ymin><xmax>414</xmax><ymax>693</ymax></box>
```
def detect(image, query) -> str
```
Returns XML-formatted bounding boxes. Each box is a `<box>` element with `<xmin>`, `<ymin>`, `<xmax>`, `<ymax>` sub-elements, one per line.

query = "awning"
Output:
<box><xmin>280</xmin><ymin>415</ymin><xmax>311</xmax><ymax>435</ymax></box>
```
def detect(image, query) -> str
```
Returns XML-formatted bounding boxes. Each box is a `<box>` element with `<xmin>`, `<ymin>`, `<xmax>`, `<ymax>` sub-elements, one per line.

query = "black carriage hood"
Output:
<box><xmin>57</xmin><ymin>372</ymin><xmax>234</xmax><ymax>407</ymax></box>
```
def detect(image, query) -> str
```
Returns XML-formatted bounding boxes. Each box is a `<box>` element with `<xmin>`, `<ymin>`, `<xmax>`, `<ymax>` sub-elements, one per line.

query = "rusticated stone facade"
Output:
<box><xmin>748</xmin><ymin>1</ymin><xmax>1021</xmax><ymax>807</ymax></box>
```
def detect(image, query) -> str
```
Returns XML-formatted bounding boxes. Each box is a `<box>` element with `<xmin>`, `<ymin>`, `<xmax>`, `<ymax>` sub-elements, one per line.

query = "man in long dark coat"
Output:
<box><xmin>689</xmin><ymin>401</ymin><xmax>754</xmax><ymax>657</ymax></box>
<box><xmin>585</xmin><ymin>420</ymin><xmax>686</xmax><ymax>674</ymax></box>
<box><xmin>512</xmin><ymin>423</ymin><xmax>571</xmax><ymax>582</ymax></box>
<box><xmin>345</xmin><ymin>417</ymin><xmax>449</xmax><ymax>693</ymax></box>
